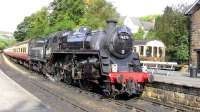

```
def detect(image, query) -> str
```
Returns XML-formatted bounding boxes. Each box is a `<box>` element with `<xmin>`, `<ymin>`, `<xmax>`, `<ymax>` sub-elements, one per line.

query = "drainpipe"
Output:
<box><xmin>188</xmin><ymin>16</ymin><xmax>192</xmax><ymax>66</ymax></box>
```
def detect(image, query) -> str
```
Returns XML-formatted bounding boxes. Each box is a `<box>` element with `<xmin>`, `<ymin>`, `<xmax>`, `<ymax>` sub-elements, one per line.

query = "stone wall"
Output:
<box><xmin>191</xmin><ymin>9</ymin><xmax>200</xmax><ymax>66</ymax></box>
<box><xmin>142</xmin><ymin>82</ymin><xmax>200</xmax><ymax>111</ymax></box>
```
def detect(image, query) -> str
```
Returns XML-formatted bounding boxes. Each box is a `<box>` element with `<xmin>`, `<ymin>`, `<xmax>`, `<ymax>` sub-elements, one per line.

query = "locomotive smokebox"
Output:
<box><xmin>106</xmin><ymin>20</ymin><xmax>117</xmax><ymax>33</ymax></box>
<box><xmin>105</xmin><ymin>20</ymin><xmax>133</xmax><ymax>59</ymax></box>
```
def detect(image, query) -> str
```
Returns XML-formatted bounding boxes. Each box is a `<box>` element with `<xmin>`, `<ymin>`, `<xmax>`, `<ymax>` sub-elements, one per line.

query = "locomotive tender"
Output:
<box><xmin>4</xmin><ymin>20</ymin><xmax>151</xmax><ymax>97</ymax></box>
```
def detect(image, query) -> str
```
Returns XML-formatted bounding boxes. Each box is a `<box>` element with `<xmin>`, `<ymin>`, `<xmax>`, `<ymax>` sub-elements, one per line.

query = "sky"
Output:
<box><xmin>0</xmin><ymin>0</ymin><xmax>196</xmax><ymax>32</ymax></box>
<box><xmin>0</xmin><ymin>0</ymin><xmax>51</xmax><ymax>32</ymax></box>
<box><xmin>108</xmin><ymin>0</ymin><xmax>195</xmax><ymax>17</ymax></box>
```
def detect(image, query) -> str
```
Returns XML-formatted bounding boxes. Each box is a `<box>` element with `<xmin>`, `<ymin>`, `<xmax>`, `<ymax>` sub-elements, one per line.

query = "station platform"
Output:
<box><xmin>0</xmin><ymin>69</ymin><xmax>51</xmax><ymax>112</ymax></box>
<box><xmin>152</xmin><ymin>71</ymin><xmax>200</xmax><ymax>88</ymax></box>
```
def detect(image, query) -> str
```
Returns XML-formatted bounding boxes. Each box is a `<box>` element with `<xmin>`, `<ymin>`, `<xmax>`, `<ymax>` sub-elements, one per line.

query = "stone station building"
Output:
<box><xmin>186</xmin><ymin>0</ymin><xmax>200</xmax><ymax>71</ymax></box>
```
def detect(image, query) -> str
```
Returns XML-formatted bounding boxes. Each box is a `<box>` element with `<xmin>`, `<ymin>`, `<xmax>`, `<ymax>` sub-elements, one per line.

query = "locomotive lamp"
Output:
<box><xmin>111</xmin><ymin>64</ymin><xmax>118</xmax><ymax>72</ymax></box>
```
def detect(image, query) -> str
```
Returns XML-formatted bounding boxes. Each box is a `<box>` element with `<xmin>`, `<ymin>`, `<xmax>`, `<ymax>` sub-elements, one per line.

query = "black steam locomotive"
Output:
<box><xmin>4</xmin><ymin>20</ymin><xmax>151</xmax><ymax>97</ymax></box>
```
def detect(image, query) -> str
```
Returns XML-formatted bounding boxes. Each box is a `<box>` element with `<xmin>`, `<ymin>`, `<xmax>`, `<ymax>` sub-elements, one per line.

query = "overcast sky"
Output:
<box><xmin>0</xmin><ymin>0</ymin><xmax>196</xmax><ymax>32</ymax></box>
<box><xmin>108</xmin><ymin>0</ymin><xmax>195</xmax><ymax>16</ymax></box>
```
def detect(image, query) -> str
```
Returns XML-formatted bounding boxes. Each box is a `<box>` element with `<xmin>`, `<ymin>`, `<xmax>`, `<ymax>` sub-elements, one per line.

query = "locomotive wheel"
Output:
<box><xmin>63</xmin><ymin>71</ymin><xmax>73</xmax><ymax>85</ymax></box>
<box><xmin>79</xmin><ymin>79</ymin><xmax>92</xmax><ymax>91</ymax></box>
<box><xmin>102</xmin><ymin>82</ymin><xmax>112</xmax><ymax>97</ymax></box>
<box><xmin>53</xmin><ymin>68</ymin><xmax>62</xmax><ymax>82</ymax></box>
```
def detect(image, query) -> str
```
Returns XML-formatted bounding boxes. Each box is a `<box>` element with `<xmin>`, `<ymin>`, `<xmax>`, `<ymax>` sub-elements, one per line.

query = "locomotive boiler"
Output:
<box><xmin>4</xmin><ymin>20</ymin><xmax>151</xmax><ymax>97</ymax></box>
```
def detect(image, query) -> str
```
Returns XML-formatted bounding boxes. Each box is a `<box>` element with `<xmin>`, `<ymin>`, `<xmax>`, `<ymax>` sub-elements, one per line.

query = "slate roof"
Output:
<box><xmin>185</xmin><ymin>0</ymin><xmax>200</xmax><ymax>15</ymax></box>
<box><xmin>126</xmin><ymin>17</ymin><xmax>154</xmax><ymax>31</ymax></box>
<box><xmin>133</xmin><ymin>40</ymin><xmax>149</xmax><ymax>45</ymax></box>
<box><xmin>141</xmin><ymin>21</ymin><xmax>154</xmax><ymax>31</ymax></box>
<box><xmin>130</xmin><ymin>17</ymin><xmax>143</xmax><ymax>27</ymax></box>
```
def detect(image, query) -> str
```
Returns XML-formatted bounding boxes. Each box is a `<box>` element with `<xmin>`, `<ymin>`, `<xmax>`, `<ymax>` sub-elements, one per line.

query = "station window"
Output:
<box><xmin>133</xmin><ymin>47</ymin><xmax>136</xmax><ymax>52</ymax></box>
<box><xmin>146</xmin><ymin>46</ymin><xmax>152</xmax><ymax>57</ymax></box>
<box><xmin>159</xmin><ymin>47</ymin><xmax>163</xmax><ymax>57</ymax></box>
<box><xmin>153</xmin><ymin>47</ymin><xmax>157</xmax><ymax>57</ymax></box>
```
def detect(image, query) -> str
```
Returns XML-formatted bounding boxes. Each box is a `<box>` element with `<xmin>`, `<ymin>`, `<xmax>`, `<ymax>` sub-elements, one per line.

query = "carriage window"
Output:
<box><xmin>23</xmin><ymin>48</ymin><xmax>26</xmax><ymax>53</ymax></box>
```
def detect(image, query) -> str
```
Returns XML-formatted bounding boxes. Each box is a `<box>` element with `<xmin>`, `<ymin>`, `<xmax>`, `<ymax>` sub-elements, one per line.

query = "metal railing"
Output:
<box><xmin>141</xmin><ymin>61</ymin><xmax>178</xmax><ymax>75</ymax></box>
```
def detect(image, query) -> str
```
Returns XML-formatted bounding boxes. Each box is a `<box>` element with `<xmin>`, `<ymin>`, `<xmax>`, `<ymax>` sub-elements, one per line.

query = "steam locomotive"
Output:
<box><xmin>4</xmin><ymin>20</ymin><xmax>152</xmax><ymax>97</ymax></box>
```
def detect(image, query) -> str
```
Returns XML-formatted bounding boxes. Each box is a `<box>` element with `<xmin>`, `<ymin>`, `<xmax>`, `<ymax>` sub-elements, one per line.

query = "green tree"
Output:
<box><xmin>13</xmin><ymin>0</ymin><xmax>119</xmax><ymax>41</ymax></box>
<box><xmin>80</xmin><ymin>0</ymin><xmax>119</xmax><ymax>29</ymax></box>
<box><xmin>49</xmin><ymin>0</ymin><xmax>85</xmax><ymax>25</ymax></box>
<box><xmin>0</xmin><ymin>38</ymin><xmax>16</xmax><ymax>50</ymax></box>
<box><xmin>14</xmin><ymin>7</ymin><xmax>49</xmax><ymax>41</ymax></box>
<box><xmin>133</xmin><ymin>27</ymin><xmax>145</xmax><ymax>40</ymax></box>
<box><xmin>146</xmin><ymin>30</ymin><xmax>156</xmax><ymax>40</ymax></box>
<box><xmin>154</xmin><ymin>5</ymin><xmax>190</xmax><ymax>63</ymax></box>
<box><xmin>48</xmin><ymin>14</ymin><xmax>76</xmax><ymax>32</ymax></box>
<box><xmin>29</xmin><ymin>7</ymin><xmax>49</xmax><ymax>38</ymax></box>
<box><xmin>139</xmin><ymin>14</ymin><xmax>160</xmax><ymax>22</ymax></box>
<box><xmin>0</xmin><ymin>42</ymin><xmax>6</xmax><ymax>50</ymax></box>
<box><xmin>14</xmin><ymin>16</ymin><xmax>32</xmax><ymax>41</ymax></box>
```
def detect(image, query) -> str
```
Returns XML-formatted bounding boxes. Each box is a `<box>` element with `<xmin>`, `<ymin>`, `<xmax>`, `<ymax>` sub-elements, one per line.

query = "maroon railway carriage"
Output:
<box><xmin>4</xmin><ymin>40</ymin><xmax>29</xmax><ymax>61</ymax></box>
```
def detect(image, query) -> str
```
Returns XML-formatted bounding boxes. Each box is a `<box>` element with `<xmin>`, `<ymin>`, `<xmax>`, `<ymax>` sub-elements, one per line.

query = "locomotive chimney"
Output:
<box><xmin>106</xmin><ymin>20</ymin><xmax>117</xmax><ymax>33</ymax></box>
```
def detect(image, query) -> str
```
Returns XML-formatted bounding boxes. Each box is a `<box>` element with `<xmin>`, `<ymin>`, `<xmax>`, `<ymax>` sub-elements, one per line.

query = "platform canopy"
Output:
<box><xmin>133</xmin><ymin>40</ymin><xmax>165</xmax><ymax>59</ymax></box>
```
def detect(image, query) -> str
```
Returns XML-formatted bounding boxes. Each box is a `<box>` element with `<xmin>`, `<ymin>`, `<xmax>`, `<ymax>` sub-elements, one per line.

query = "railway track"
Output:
<box><xmin>0</xmin><ymin>54</ymin><xmax>193</xmax><ymax>112</ymax></box>
<box><xmin>28</xmin><ymin>79</ymin><xmax>90</xmax><ymax>112</ymax></box>
<box><xmin>42</xmin><ymin>76</ymin><xmax>189</xmax><ymax>112</ymax></box>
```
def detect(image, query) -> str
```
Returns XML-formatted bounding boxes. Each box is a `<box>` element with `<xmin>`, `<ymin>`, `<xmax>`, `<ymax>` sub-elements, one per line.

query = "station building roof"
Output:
<box><xmin>185</xmin><ymin>0</ymin><xmax>200</xmax><ymax>15</ymax></box>
<box><xmin>133</xmin><ymin>40</ymin><xmax>165</xmax><ymax>47</ymax></box>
